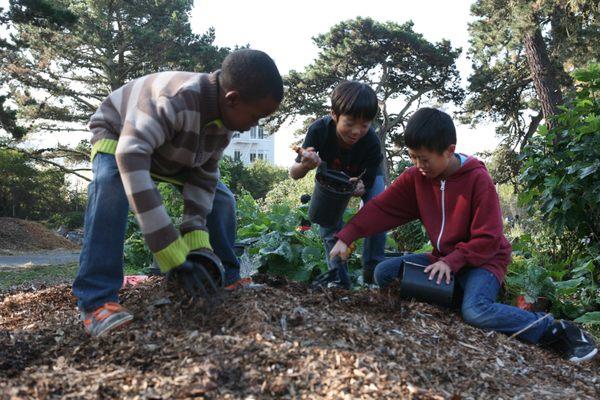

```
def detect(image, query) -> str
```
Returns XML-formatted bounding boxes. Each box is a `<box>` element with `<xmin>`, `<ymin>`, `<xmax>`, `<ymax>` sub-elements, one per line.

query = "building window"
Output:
<box><xmin>234</xmin><ymin>150</ymin><xmax>241</xmax><ymax>162</ymax></box>
<box><xmin>257</xmin><ymin>153</ymin><xmax>264</xmax><ymax>161</ymax></box>
<box><xmin>233</xmin><ymin>132</ymin><xmax>241</xmax><ymax>138</ymax></box>
<box><xmin>249</xmin><ymin>126</ymin><xmax>265</xmax><ymax>139</ymax></box>
<box><xmin>250</xmin><ymin>153</ymin><xmax>256</xmax><ymax>162</ymax></box>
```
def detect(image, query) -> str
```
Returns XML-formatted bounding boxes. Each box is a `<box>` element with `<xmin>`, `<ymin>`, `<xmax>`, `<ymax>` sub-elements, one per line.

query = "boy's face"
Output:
<box><xmin>408</xmin><ymin>145</ymin><xmax>456</xmax><ymax>179</ymax></box>
<box><xmin>220</xmin><ymin>92</ymin><xmax>280</xmax><ymax>132</ymax></box>
<box><xmin>332</xmin><ymin>113</ymin><xmax>371</xmax><ymax>146</ymax></box>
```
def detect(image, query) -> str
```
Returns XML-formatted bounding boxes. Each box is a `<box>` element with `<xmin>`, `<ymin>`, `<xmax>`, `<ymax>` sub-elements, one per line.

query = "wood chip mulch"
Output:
<box><xmin>0</xmin><ymin>275</ymin><xmax>598</xmax><ymax>399</ymax></box>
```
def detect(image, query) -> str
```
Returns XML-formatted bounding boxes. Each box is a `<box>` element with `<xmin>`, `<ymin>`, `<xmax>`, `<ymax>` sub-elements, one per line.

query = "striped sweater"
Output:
<box><xmin>89</xmin><ymin>71</ymin><xmax>232</xmax><ymax>272</ymax></box>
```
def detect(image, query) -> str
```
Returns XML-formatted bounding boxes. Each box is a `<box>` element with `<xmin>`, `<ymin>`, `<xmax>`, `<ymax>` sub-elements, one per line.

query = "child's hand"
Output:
<box><xmin>423</xmin><ymin>260</ymin><xmax>452</xmax><ymax>285</ymax></box>
<box><xmin>329</xmin><ymin>239</ymin><xmax>349</xmax><ymax>261</ymax></box>
<box><xmin>350</xmin><ymin>178</ymin><xmax>365</xmax><ymax>197</ymax></box>
<box><xmin>296</xmin><ymin>146</ymin><xmax>321</xmax><ymax>170</ymax></box>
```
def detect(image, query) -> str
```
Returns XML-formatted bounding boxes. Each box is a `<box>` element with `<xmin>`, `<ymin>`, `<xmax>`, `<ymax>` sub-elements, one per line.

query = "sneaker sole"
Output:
<box><xmin>93</xmin><ymin>314</ymin><xmax>134</xmax><ymax>338</ymax></box>
<box><xmin>569</xmin><ymin>347</ymin><xmax>598</xmax><ymax>363</ymax></box>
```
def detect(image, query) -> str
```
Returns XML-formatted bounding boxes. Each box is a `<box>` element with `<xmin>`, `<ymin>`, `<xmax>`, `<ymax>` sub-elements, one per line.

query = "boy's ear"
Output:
<box><xmin>330</xmin><ymin>111</ymin><xmax>339</xmax><ymax>123</ymax></box>
<box><xmin>224</xmin><ymin>90</ymin><xmax>241</xmax><ymax>106</ymax></box>
<box><xmin>444</xmin><ymin>144</ymin><xmax>457</xmax><ymax>157</ymax></box>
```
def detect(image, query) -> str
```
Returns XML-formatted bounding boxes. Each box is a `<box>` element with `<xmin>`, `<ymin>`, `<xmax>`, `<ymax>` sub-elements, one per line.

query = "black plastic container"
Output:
<box><xmin>308</xmin><ymin>163</ymin><xmax>354</xmax><ymax>228</ymax></box>
<box><xmin>399</xmin><ymin>261</ymin><xmax>456</xmax><ymax>308</ymax></box>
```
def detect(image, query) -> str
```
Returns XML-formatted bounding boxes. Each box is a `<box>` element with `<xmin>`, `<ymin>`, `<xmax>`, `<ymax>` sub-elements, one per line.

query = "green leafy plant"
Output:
<box><xmin>520</xmin><ymin>64</ymin><xmax>600</xmax><ymax>242</ymax></box>
<box><xmin>505</xmin><ymin>257</ymin><xmax>556</xmax><ymax>304</ymax></box>
<box><xmin>237</xmin><ymin>191</ymin><xmax>364</xmax><ymax>284</ymax></box>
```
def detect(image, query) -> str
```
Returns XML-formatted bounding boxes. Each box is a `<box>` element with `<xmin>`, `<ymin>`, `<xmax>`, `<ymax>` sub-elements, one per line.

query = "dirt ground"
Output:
<box><xmin>0</xmin><ymin>218</ymin><xmax>79</xmax><ymax>255</ymax></box>
<box><xmin>0</xmin><ymin>275</ymin><xmax>598</xmax><ymax>399</ymax></box>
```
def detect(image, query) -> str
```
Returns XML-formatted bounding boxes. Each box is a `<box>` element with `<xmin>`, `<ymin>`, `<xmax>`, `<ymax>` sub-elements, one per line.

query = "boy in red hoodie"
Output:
<box><xmin>330</xmin><ymin>108</ymin><xmax>597</xmax><ymax>363</ymax></box>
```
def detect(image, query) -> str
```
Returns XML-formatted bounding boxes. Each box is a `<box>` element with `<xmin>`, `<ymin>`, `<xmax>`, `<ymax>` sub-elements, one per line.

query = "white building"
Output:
<box><xmin>223</xmin><ymin>125</ymin><xmax>275</xmax><ymax>165</ymax></box>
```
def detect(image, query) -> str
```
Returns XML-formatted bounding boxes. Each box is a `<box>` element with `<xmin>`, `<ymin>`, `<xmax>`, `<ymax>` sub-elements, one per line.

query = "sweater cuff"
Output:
<box><xmin>335</xmin><ymin>224</ymin><xmax>361</xmax><ymax>246</ymax></box>
<box><xmin>183</xmin><ymin>230</ymin><xmax>213</xmax><ymax>251</ymax></box>
<box><xmin>154</xmin><ymin>237</ymin><xmax>189</xmax><ymax>273</ymax></box>
<box><xmin>441</xmin><ymin>250</ymin><xmax>467</xmax><ymax>274</ymax></box>
<box><xmin>91</xmin><ymin>138</ymin><xmax>118</xmax><ymax>161</ymax></box>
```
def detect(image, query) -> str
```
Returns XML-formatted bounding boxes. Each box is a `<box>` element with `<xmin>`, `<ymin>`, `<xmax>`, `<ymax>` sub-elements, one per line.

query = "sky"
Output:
<box><xmin>1</xmin><ymin>0</ymin><xmax>501</xmax><ymax>167</ymax></box>
<box><xmin>191</xmin><ymin>0</ymin><xmax>500</xmax><ymax>166</ymax></box>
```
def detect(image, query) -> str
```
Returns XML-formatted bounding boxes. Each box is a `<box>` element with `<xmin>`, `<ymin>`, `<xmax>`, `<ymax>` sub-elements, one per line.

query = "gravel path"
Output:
<box><xmin>0</xmin><ymin>249</ymin><xmax>80</xmax><ymax>268</ymax></box>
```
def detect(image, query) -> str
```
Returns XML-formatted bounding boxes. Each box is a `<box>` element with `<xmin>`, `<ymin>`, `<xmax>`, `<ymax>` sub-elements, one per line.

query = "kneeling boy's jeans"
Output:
<box><xmin>374</xmin><ymin>253</ymin><xmax>554</xmax><ymax>343</ymax></box>
<box><xmin>73</xmin><ymin>153</ymin><xmax>240</xmax><ymax>311</ymax></box>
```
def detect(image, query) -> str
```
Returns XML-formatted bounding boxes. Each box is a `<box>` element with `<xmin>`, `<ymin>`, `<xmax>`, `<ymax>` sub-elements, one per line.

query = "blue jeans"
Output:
<box><xmin>207</xmin><ymin>182</ymin><xmax>240</xmax><ymax>285</ymax></box>
<box><xmin>73</xmin><ymin>153</ymin><xmax>239</xmax><ymax>311</ymax></box>
<box><xmin>320</xmin><ymin>175</ymin><xmax>387</xmax><ymax>287</ymax></box>
<box><xmin>374</xmin><ymin>253</ymin><xmax>554</xmax><ymax>343</ymax></box>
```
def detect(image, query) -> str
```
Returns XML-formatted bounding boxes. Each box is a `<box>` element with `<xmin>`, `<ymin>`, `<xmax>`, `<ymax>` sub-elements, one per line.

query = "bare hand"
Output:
<box><xmin>329</xmin><ymin>240</ymin><xmax>349</xmax><ymax>261</ymax></box>
<box><xmin>297</xmin><ymin>146</ymin><xmax>321</xmax><ymax>170</ymax></box>
<box><xmin>350</xmin><ymin>178</ymin><xmax>365</xmax><ymax>197</ymax></box>
<box><xmin>423</xmin><ymin>261</ymin><xmax>452</xmax><ymax>285</ymax></box>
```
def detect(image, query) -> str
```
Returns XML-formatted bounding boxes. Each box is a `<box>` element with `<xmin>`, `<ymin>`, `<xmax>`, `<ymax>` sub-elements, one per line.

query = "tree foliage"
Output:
<box><xmin>1</xmin><ymin>0</ymin><xmax>229</xmax><ymax>171</ymax></box>
<box><xmin>466</xmin><ymin>0</ymin><xmax>600</xmax><ymax>153</ymax></box>
<box><xmin>269</xmin><ymin>17</ymin><xmax>463</xmax><ymax>178</ymax></box>
<box><xmin>520</xmin><ymin>64</ymin><xmax>600</xmax><ymax>241</ymax></box>
<box><xmin>0</xmin><ymin>146</ymin><xmax>85</xmax><ymax>219</ymax></box>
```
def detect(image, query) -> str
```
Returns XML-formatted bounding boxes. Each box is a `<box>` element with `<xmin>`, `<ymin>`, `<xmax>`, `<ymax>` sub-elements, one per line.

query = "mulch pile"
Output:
<box><xmin>0</xmin><ymin>218</ymin><xmax>79</xmax><ymax>254</ymax></box>
<box><xmin>1</xmin><ymin>275</ymin><xmax>598</xmax><ymax>399</ymax></box>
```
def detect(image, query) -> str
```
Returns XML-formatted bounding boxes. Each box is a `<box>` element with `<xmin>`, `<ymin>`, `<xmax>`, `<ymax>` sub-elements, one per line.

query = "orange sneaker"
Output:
<box><xmin>224</xmin><ymin>277</ymin><xmax>253</xmax><ymax>291</ymax></box>
<box><xmin>82</xmin><ymin>302</ymin><xmax>133</xmax><ymax>337</ymax></box>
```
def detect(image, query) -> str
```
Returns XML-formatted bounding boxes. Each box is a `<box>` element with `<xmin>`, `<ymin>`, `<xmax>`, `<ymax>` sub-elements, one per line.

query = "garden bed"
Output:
<box><xmin>1</xmin><ymin>275</ymin><xmax>598</xmax><ymax>399</ymax></box>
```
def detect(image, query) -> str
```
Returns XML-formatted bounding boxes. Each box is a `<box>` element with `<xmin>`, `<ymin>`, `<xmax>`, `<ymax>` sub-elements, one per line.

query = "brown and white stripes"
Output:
<box><xmin>88</xmin><ymin>71</ymin><xmax>231</xmax><ymax>270</ymax></box>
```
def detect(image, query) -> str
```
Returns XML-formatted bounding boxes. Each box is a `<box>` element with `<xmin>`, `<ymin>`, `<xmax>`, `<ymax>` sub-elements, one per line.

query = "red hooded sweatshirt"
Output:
<box><xmin>336</xmin><ymin>157</ymin><xmax>512</xmax><ymax>283</ymax></box>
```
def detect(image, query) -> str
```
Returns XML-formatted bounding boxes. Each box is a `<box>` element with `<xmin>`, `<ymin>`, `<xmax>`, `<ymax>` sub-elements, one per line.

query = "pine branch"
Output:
<box><xmin>3</xmin><ymin>146</ymin><xmax>91</xmax><ymax>181</ymax></box>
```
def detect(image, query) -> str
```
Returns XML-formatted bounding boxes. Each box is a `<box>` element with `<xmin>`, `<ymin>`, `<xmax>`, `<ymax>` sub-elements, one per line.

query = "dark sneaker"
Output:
<box><xmin>541</xmin><ymin>320</ymin><xmax>598</xmax><ymax>363</ymax></box>
<box><xmin>82</xmin><ymin>302</ymin><xmax>133</xmax><ymax>337</ymax></box>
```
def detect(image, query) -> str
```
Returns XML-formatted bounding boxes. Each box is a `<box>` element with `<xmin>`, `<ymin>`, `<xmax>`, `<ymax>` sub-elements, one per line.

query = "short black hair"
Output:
<box><xmin>220</xmin><ymin>49</ymin><xmax>283</xmax><ymax>103</ymax></box>
<box><xmin>331</xmin><ymin>81</ymin><xmax>378</xmax><ymax>121</ymax></box>
<box><xmin>404</xmin><ymin>108</ymin><xmax>456</xmax><ymax>153</ymax></box>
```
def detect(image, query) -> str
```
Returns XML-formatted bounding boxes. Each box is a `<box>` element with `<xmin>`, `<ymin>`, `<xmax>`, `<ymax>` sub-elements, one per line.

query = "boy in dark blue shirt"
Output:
<box><xmin>290</xmin><ymin>81</ymin><xmax>385</xmax><ymax>288</ymax></box>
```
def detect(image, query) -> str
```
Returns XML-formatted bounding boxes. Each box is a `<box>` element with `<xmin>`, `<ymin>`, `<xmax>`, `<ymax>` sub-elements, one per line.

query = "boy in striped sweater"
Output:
<box><xmin>73</xmin><ymin>49</ymin><xmax>283</xmax><ymax>337</ymax></box>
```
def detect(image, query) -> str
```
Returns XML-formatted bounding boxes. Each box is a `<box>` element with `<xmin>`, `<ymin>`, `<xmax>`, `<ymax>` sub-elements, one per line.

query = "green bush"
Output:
<box><xmin>220</xmin><ymin>156</ymin><xmax>288</xmax><ymax>199</ymax></box>
<box><xmin>263</xmin><ymin>170</ymin><xmax>317</xmax><ymax>208</ymax></box>
<box><xmin>514</xmin><ymin>64</ymin><xmax>600</xmax><ymax>328</ymax></box>
<box><xmin>47</xmin><ymin>211</ymin><xmax>85</xmax><ymax>230</ymax></box>
<box><xmin>506</xmin><ymin>234</ymin><xmax>600</xmax><ymax>328</ymax></box>
<box><xmin>520</xmin><ymin>63</ymin><xmax>600</xmax><ymax>241</ymax></box>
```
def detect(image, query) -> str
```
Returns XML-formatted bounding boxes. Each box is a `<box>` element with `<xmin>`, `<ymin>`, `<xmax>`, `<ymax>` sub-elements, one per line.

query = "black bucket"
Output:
<box><xmin>399</xmin><ymin>261</ymin><xmax>457</xmax><ymax>308</ymax></box>
<box><xmin>308</xmin><ymin>163</ymin><xmax>354</xmax><ymax>228</ymax></box>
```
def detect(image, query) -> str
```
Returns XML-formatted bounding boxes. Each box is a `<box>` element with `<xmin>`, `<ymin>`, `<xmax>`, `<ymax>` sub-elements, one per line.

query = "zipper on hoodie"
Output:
<box><xmin>436</xmin><ymin>180</ymin><xmax>446</xmax><ymax>252</ymax></box>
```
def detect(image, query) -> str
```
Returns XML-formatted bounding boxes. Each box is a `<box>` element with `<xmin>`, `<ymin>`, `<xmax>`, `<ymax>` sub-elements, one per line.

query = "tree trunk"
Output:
<box><xmin>523</xmin><ymin>27</ymin><xmax>563</xmax><ymax>127</ymax></box>
<box><xmin>374</xmin><ymin>124</ymin><xmax>390</xmax><ymax>185</ymax></box>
